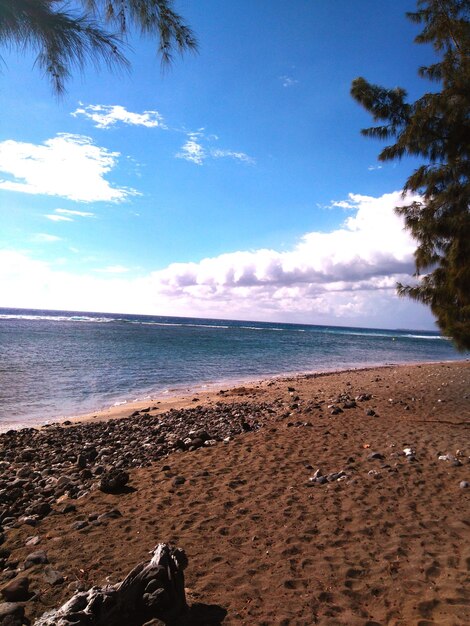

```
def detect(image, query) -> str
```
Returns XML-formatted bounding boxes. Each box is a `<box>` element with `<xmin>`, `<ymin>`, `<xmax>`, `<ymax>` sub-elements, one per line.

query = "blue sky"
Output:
<box><xmin>0</xmin><ymin>0</ymin><xmax>440</xmax><ymax>328</ymax></box>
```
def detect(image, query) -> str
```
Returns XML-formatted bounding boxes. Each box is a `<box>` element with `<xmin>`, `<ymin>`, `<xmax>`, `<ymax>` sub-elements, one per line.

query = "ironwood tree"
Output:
<box><xmin>0</xmin><ymin>0</ymin><xmax>197</xmax><ymax>94</ymax></box>
<box><xmin>351</xmin><ymin>0</ymin><xmax>470</xmax><ymax>350</ymax></box>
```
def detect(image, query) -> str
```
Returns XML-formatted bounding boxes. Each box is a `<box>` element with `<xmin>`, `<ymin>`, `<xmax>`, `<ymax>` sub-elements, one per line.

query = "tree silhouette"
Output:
<box><xmin>0</xmin><ymin>0</ymin><xmax>197</xmax><ymax>94</ymax></box>
<box><xmin>351</xmin><ymin>0</ymin><xmax>470</xmax><ymax>349</ymax></box>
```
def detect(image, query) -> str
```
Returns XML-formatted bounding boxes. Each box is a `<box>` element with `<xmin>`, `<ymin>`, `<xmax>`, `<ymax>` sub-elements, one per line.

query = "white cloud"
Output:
<box><xmin>0</xmin><ymin>134</ymin><xmax>138</xmax><ymax>202</ymax></box>
<box><xmin>56</xmin><ymin>209</ymin><xmax>95</xmax><ymax>217</ymax></box>
<box><xmin>280</xmin><ymin>75</ymin><xmax>299</xmax><ymax>87</ymax></box>
<box><xmin>176</xmin><ymin>131</ymin><xmax>255</xmax><ymax>166</ymax></box>
<box><xmin>211</xmin><ymin>149</ymin><xmax>255</xmax><ymax>165</ymax></box>
<box><xmin>368</xmin><ymin>164</ymin><xmax>383</xmax><ymax>171</ymax></box>
<box><xmin>45</xmin><ymin>214</ymin><xmax>73</xmax><ymax>222</ymax></box>
<box><xmin>32</xmin><ymin>233</ymin><xmax>62</xmax><ymax>243</ymax></box>
<box><xmin>0</xmin><ymin>192</ymin><xmax>435</xmax><ymax>329</ymax></box>
<box><xmin>175</xmin><ymin>132</ymin><xmax>206</xmax><ymax>165</ymax></box>
<box><xmin>45</xmin><ymin>208</ymin><xmax>95</xmax><ymax>222</ymax></box>
<box><xmin>153</xmin><ymin>192</ymin><xmax>416</xmax><ymax>292</ymax></box>
<box><xmin>72</xmin><ymin>104</ymin><xmax>166</xmax><ymax>129</ymax></box>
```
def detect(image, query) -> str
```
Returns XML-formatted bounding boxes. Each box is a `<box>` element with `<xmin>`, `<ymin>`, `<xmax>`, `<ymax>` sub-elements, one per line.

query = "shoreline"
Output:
<box><xmin>2</xmin><ymin>357</ymin><xmax>467</xmax><ymax>433</ymax></box>
<box><xmin>1</xmin><ymin>360</ymin><xmax>469</xmax><ymax>624</ymax></box>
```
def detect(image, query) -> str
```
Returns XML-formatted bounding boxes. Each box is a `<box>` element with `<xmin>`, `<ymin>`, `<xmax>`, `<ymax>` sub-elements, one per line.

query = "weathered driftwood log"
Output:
<box><xmin>35</xmin><ymin>544</ymin><xmax>188</xmax><ymax>626</ymax></box>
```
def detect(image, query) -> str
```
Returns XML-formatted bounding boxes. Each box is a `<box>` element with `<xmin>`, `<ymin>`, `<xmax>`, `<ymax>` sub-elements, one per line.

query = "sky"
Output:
<box><xmin>0</xmin><ymin>0</ymin><xmax>441</xmax><ymax>329</ymax></box>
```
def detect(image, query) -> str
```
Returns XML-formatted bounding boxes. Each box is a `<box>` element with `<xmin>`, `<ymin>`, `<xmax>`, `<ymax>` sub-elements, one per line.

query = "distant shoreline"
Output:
<box><xmin>2</xmin><ymin>358</ymin><xmax>466</xmax><ymax>433</ymax></box>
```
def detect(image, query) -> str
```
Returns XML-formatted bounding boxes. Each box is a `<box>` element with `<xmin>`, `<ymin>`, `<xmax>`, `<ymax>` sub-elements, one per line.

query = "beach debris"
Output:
<box><xmin>35</xmin><ymin>544</ymin><xmax>188</xmax><ymax>626</ymax></box>
<box><xmin>459</xmin><ymin>481</ymin><xmax>469</xmax><ymax>489</ymax></box>
<box><xmin>403</xmin><ymin>447</ymin><xmax>414</xmax><ymax>457</ymax></box>
<box><xmin>308</xmin><ymin>468</ymin><xmax>347</xmax><ymax>485</ymax></box>
<box><xmin>438</xmin><ymin>453</ymin><xmax>462</xmax><ymax>466</ymax></box>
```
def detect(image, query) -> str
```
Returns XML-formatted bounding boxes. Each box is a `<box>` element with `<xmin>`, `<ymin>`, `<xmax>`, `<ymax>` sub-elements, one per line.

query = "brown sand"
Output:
<box><xmin>3</xmin><ymin>361</ymin><xmax>470</xmax><ymax>625</ymax></box>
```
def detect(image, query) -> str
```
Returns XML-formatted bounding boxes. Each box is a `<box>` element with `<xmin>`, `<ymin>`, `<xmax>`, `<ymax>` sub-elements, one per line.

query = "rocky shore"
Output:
<box><xmin>1</xmin><ymin>361</ymin><xmax>469</xmax><ymax>625</ymax></box>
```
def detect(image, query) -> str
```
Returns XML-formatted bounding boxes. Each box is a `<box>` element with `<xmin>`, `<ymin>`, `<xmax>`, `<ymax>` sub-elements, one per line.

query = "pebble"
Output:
<box><xmin>459</xmin><ymin>481</ymin><xmax>469</xmax><ymax>489</ymax></box>
<box><xmin>0</xmin><ymin>400</ymin><xmax>271</xmax><ymax>527</ymax></box>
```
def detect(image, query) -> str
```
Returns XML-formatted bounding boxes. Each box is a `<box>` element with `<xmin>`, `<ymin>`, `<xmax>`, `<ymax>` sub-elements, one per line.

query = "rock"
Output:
<box><xmin>71</xmin><ymin>520</ymin><xmax>88</xmax><ymax>531</ymax></box>
<box><xmin>367</xmin><ymin>452</ymin><xmax>385</xmax><ymax>460</ymax></box>
<box><xmin>0</xmin><ymin>577</ymin><xmax>31</xmax><ymax>602</ymax></box>
<box><xmin>97</xmin><ymin>509</ymin><xmax>122</xmax><ymax>521</ymax></box>
<box><xmin>330</xmin><ymin>406</ymin><xmax>343</xmax><ymax>415</ymax></box>
<box><xmin>172</xmin><ymin>476</ymin><xmax>186</xmax><ymax>487</ymax></box>
<box><xmin>44</xmin><ymin>566</ymin><xmax>64</xmax><ymax>586</ymax></box>
<box><xmin>25</xmin><ymin>536</ymin><xmax>40</xmax><ymax>547</ymax></box>
<box><xmin>28</xmin><ymin>502</ymin><xmax>51</xmax><ymax>518</ymax></box>
<box><xmin>99</xmin><ymin>469</ymin><xmax>130</xmax><ymax>494</ymax></box>
<box><xmin>366</xmin><ymin>408</ymin><xmax>376</xmax><ymax>416</ymax></box>
<box><xmin>24</xmin><ymin>550</ymin><xmax>48</xmax><ymax>569</ymax></box>
<box><xmin>0</xmin><ymin>602</ymin><xmax>25</xmax><ymax>625</ymax></box>
<box><xmin>459</xmin><ymin>481</ymin><xmax>469</xmax><ymax>489</ymax></box>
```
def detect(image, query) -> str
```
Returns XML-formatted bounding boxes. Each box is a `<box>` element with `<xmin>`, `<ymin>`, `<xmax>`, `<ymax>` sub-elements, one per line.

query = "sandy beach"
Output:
<box><xmin>1</xmin><ymin>361</ymin><xmax>470</xmax><ymax>625</ymax></box>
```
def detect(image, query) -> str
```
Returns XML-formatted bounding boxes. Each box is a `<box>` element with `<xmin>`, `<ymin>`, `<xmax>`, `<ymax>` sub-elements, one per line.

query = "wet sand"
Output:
<box><xmin>1</xmin><ymin>361</ymin><xmax>470</xmax><ymax>625</ymax></box>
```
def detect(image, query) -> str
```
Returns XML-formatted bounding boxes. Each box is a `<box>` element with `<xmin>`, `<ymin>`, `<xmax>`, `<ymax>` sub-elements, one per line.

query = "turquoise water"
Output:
<box><xmin>0</xmin><ymin>307</ymin><xmax>467</xmax><ymax>430</ymax></box>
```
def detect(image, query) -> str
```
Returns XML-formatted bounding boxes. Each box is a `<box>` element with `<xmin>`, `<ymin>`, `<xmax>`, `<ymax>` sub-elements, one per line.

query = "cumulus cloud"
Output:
<box><xmin>72</xmin><ymin>104</ymin><xmax>166</xmax><ymax>129</ymax></box>
<box><xmin>153</xmin><ymin>192</ymin><xmax>416</xmax><ymax>292</ymax></box>
<box><xmin>0</xmin><ymin>191</ymin><xmax>434</xmax><ymax>329</ymax></box>
<box><xmin>0</xmin><ymin>134</ymin><xmax>138</xmax><ymax>202</ymax></box>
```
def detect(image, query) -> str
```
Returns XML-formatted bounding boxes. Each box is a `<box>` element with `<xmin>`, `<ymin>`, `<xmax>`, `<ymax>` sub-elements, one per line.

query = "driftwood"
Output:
<box><xmin>35</xmin><ymin>544</ymin><xmax>188</xmax><ymax>626</ymax></box>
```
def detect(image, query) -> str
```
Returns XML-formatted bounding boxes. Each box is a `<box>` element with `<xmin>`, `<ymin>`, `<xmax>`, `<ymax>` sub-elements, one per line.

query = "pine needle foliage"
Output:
<box><xmin>351</xmin><ymin>0</ymin><xmax>470</xmax><ymax>350</ymax></box>
<box><xmin>0</xmin><ymin>0</ymin><xmax>197</xmax><ymax>94</ymax></box>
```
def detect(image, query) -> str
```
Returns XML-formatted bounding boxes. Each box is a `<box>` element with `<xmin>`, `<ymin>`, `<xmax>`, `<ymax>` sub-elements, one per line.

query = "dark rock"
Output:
<box><xmin>367</xmin><ymin>452</ymin><xmax>385</xmax><ymax>461</ymax></box>
<box><xmin>366</xmin><ymin>408</ymin><xmax>376</xmax><ymax>416</ymax></box>
<box><xmin>76</xmin><ymin>454</ymin><xmax>87</xmax><ymax>469</ymax></box>
<box><xmin>189</xmin><ymin>438</ymin><xmax>204</xmax><ymax>449</ymax></box>
<box><xmin>24</xmin><ymin>550</ymin><xmax>48</xmax><ymax>569</ymax></box>
<box><xmin>61</xmin><ymin>503</ymin><xmax>77</xmax><ymax>514</ymax></box>
<box><xmin>0</xmin><ymin>602</ymin><xmax>25</xmax><ymax>626</ymax></box>
<box><xmin>172</xmin><ymin>476</ymin><xmax>186</xmax><ymax>487</ymax></box>
<box><xmin>71</xmin><ymin>520</ymin><xmax>88</xmax><ymax>531</ymax></box>
<box><xmin>1</xmin><ymin>577</ymin><xmax>31</xmax><ymax>602</ymax></box>
<box><xmin>28</xmin><ymin>502</ymin><xmax>51</xmax><ymax>518</ymax></box>
<box><xmin>97</xmin><ymin>509</ymin><xmax>122</xmax><ymax>521</ymax></box>
<box><xmin>330</xmin><ymin>406</ymin><xmax>343</xmax><ymax>415</ymax></box>
<box><xmin>99</xmin><ymin>469</ymin><xmax>130</xmax><ymax>494</ymax></box>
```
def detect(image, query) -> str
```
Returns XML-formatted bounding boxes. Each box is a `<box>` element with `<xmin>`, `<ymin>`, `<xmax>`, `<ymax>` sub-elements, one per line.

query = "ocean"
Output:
<box><xmin>0</xmin><ymin>307</ymin><xmax>467</xmax><ymax>431</ymax></box>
